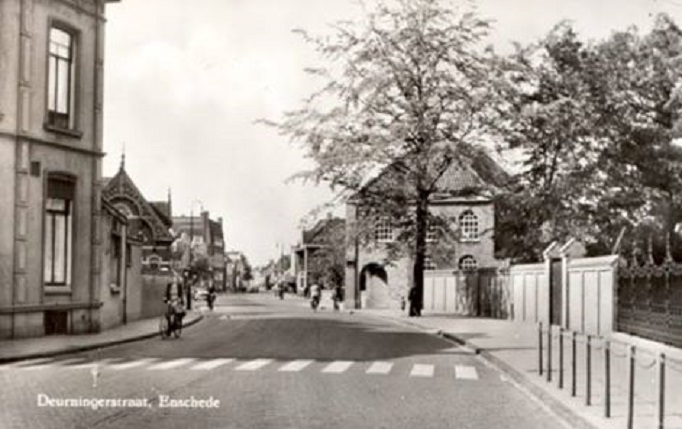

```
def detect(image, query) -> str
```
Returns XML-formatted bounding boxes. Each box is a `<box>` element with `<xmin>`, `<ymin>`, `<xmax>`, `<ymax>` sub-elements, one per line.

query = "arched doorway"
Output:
<box><xmin>359</xmin><ymin>263</ymin><xmax>389</xmax><ymax>309</ymax></box>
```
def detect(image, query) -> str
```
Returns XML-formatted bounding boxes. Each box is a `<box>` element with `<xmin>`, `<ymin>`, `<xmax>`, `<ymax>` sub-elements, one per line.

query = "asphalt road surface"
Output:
<box><xmin>0</xmin><ymin>293</ymin><xmax>564</xmax><ymax>429</ymax></box>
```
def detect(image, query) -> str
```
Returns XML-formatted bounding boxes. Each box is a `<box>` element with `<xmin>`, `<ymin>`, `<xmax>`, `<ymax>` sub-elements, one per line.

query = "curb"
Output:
<box><xmin>0</xmin><ymin>314</ymin><xmax>204</xmax><ymax>365</ymax></box>
<box><xmin>360</xmin><ymin>311</ymin><xmax>599</xmax><ymax>429</ymax></box>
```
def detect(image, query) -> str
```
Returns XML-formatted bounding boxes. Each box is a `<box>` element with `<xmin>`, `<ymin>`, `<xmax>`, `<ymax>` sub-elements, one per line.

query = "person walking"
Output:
<box><xmin>332</xmin><ymin>284</ymin><xmax>343</xmax><ymax>311</ymax></box>
<box><xmin>408</xmin><ymin>287</ymin><xmax>421</xmax><ymax>317</ymax></box>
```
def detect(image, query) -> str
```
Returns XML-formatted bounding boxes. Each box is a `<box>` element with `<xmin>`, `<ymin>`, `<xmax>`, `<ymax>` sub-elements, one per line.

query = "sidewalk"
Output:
<box><xmin>0</xmin><ymin>310</ymin><xmax>204</xmax><ymax>364</ymax></box>
<box><xmin>360</xmin><ymin>308</ymin><xmax>682</xmax><ymax>429</ymax></box>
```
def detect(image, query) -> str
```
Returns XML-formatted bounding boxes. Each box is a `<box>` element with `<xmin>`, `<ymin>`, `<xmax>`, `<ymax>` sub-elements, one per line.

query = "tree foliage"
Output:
<box><xmin>268</xmin><ymin>0</ymin><xmax>510</xmax><ymax>310</ymax></box>
<box><xmin>497</xmin><ymin>14</ymin><xmax>682</xmax><ymax>261</ymax></box>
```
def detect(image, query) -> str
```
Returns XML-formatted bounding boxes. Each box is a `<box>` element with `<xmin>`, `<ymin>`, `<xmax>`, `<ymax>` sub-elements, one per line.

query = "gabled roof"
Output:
<box><xmin>150</xmin><ymin>201</ymin><xmax>172</xmax><ymax>227</ymax></box>
<box><xmin>102</xmin><ymin>164</ymin><xmax>174</xmax><ymax>244</ymax></box>
<box><xmin>303</xmin><ymin>217</ymin><xmax>345</xmax><ymax>245</ymax></box>
<box><xmin>359</xmin><ymin>146</ymin><xmax>510</xmax><ymax>200</ymax></box>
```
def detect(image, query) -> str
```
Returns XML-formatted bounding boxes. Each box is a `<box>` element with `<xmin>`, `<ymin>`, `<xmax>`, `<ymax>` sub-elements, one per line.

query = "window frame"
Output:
<box><xmin>459</xmin><ymin>210</ymin><xmax>480</xmax><ymax>242</ymax></box>
<box><xmin>374</xmin><ymin>218</ymin><xmax>394</xmax><ymax>243</ymax></box>
<box><xmin>458</xmin><ymin>255</ymin><xmax>478</xmax><ymax>272</ymax></box>
<box><xmin>43</xmin><ymin>174</ymin><xmax>76</xmax><ymax>293</ymax></box>
<box><xmin>44</xmin><ymin>20</ymin><xmax>81</xmax><ymax>136</ymax></box>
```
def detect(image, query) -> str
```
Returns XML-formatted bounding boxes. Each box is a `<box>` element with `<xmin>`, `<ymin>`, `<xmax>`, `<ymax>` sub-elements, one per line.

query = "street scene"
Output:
<box><xmin>1</xmin><ymin>0</ymin><xmax>682</xmax><ymax>428</ymax></box>
<box><xmin>1</xmin><ymin>294</ymin><xmax>563</xmax><ymax>429</ymax></box>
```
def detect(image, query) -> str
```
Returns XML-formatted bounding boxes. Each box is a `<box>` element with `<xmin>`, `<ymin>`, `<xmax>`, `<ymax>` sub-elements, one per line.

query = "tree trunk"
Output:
<box><xmin>411</xmin><ymin>192</ymin><xmax>429</xmax><ymax>317</ymax></box>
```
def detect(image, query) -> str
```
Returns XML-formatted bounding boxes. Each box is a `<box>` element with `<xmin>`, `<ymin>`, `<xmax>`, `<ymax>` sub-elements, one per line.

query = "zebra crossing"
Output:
<box><xmin>1</xmin><ymin>357</ymin><xmax>480</xmax><ymax>380</ymax></box>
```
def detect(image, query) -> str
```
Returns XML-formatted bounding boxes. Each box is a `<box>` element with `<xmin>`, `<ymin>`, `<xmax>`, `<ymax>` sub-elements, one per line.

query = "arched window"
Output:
<box><xmin>459</xmin><ymin>210</ymin><xmax>479</xmax><ymax>241</ymax></box>
<box><xmin>147</xmin><ymin>255</ymin><xmax>161</xmax><ymax>271</ymax></box>
<box><xmin>114</xmin><ymin>202</ymin><xmax>135</xmax><ymax>218</ymax></box>
<box><xmin>458</xmin><ymin>255</ymin><xmax>478</xmax><ymax>271</ymax></box>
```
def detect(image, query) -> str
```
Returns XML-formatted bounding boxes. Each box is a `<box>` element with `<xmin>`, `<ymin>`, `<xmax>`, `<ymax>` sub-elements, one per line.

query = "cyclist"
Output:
<box><xmin>309</xmin><ymin>282</ymin><xmax>322</xmax><ymax>310</ymax></box>
<box><xmin>165</xmin><ymin>277</ymin><xmax>185</xmax><ymax>336</ymax></box>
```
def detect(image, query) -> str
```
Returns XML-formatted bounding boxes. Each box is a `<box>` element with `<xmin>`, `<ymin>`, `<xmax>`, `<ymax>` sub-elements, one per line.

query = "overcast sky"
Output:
<box><xmin>102</xmin><ymin>0</ymin><xmax>682</xmax><ymax>267</ymax></box>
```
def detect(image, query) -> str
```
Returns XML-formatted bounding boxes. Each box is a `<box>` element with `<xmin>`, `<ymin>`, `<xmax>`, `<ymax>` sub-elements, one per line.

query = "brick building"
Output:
<box><xmin>345</xmin><ymin>149</ymin><xmax>509</xmax><ymax>310</ymax></box>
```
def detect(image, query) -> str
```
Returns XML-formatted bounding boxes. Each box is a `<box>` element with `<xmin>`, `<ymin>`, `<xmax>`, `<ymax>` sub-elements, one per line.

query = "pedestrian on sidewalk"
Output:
<box><xmin>408</xmin><ymin>287</ymin><xmax>421</xmax><ymax>317</ymax></box>
<box><xmin>332</xmin><ymin>284</ymin><xmax>343</xmax><ymax>311</ymax></box>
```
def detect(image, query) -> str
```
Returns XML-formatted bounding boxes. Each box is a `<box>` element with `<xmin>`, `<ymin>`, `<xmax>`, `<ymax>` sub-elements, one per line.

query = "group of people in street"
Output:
<box><xmin>305</xmin><ymin>282</ymin><xmax>344</xmax><ymax>311</ymax></box>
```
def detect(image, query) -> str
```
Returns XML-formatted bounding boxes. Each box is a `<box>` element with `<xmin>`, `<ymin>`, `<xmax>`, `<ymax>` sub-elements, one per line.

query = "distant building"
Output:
<box><xmin>172</xmin><ymin>212</ymin><xmax>226</xmax><ymax>290</ymax></box>
<box><xmin>293</xmin><ymin>215</ymin><xmax>346</xmax><ymax>293</ymax></box>
<box><xmin>0</xmin><ymin>0</ymin><xmax>121</xmax><ymax>338</ymax></box>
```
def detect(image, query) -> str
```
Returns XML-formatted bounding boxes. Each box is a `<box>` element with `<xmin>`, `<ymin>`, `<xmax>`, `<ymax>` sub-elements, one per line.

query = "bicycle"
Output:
<box><xmin>159</xmin><ymin>299</ymin><xmax>184</xmax><ymax>339</ymax></box>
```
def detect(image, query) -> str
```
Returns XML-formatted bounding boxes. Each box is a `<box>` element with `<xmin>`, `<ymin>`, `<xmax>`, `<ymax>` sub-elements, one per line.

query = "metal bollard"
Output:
<box><xmin>656</xmin><ymin>353</ymin><xmax>665</xmax><ymax>429</ymax></box>
<box><xmin>547</xmin><ymin>323</ymin><xmax>552</xmax><ymax>383</ymax></box>
<box><xmin>586</xmin><ymin>335</ymin><xmax>592</xmax><ymax>406</ymax></box>
<box><xmin>538</xmin><ymin>322</ymin><xmax>543</xmax><ymax>376</ymax></box>
<box><xmin>571</xmin><ymin>331</ymin><xmax>578</xmax><ymax>396</ymax></box>
<box><xmin>627</xmin><ymin>345</ymin><xmax>635</xmax><ymax>429</ymax></box>
<box><xmin>604</xmin><ymin>340</ymin><xmax>611</xmax><ymax>418</ymax></box>
<box><xmin>559</xmin><ymin>327</ymin><xmax>564</xmax><ymax>389</ymax></box>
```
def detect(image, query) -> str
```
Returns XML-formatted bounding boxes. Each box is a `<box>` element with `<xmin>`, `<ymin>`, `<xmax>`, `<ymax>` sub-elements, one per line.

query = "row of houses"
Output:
<box><xmin>0</xmin><ymin>0</ymin><xmax>236</xmax><ymax>340</ymax></box>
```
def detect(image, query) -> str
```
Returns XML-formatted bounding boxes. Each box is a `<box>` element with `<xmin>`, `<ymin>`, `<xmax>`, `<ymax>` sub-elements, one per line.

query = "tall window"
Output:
<box><xmin>47</xmin><ymin>26</ymin><xmax>76</xmax><ymax>129</ymax></box>
<box><xmin>374</xmin><ymin>218</ymin><xmax>393</xmax><ymax>242</ymax></box>
<box><xmin>459</xmin><ymin>210</ymin><xmax>479</xmax><ymax>241</ymax></box>
<box><xmin>110</xmin><ymin>231</ymin><xmax>122</xmax><ymax>288</ymax></box>
<box><xmin>44</xmin><ymin>176</ymin><xmax>75</xmax><ymax>286</ymax></box>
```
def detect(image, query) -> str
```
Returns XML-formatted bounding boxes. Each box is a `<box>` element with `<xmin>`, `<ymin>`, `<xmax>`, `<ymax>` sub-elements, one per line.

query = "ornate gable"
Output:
<box><xmin>102</xmin><ymin>161</ymin><xmax>174</xmax><ymax>246</ymax></box>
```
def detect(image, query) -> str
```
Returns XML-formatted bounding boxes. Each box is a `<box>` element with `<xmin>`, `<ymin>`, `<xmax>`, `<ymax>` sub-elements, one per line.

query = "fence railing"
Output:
<box><xmin>537</xmin><ymin>322</ymin><xmax>682</xmax><ymax>429</ymax></box>
<box><xmin>616</xmin><ymin>245</ymin><xmax>682</xmax><ymax>348</ymax></box>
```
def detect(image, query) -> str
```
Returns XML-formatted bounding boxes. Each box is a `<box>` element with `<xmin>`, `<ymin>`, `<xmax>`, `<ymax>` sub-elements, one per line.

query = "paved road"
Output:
<box><xmin>0</xmin><ymin>294</ymin><xmax>564</xmax><ymax>429</ymax></box>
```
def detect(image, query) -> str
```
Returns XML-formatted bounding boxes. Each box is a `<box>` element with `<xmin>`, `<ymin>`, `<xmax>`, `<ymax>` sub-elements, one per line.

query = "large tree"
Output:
<box><xmin>497</xmin><ymin>14</ymin><xmax>682</xmax><ymax>261</ymax></box>
<box><xmin>269</xmin><ymin>0</ymin><xmax>509</xmax><ymax>313</ymax></box>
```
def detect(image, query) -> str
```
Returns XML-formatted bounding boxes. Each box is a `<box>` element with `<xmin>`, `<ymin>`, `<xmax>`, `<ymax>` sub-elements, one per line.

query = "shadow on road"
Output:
<box><xmin>96</xmin><ymin>314</ymin><xmax>473</xmax><ymax>361</ymax></box>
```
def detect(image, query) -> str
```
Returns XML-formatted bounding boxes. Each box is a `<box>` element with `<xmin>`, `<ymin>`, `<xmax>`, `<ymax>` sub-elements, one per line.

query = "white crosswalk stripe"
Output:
<box><xmin>21</xmin><ymin>358</ymin><xmax>56</xmax><ymax>370</ymax></box>
<box><xmin>235</xmin><ymin>359</ymin><xmax>272</xmax><ymax>371</ymax></box>
<box><xmin>322</xmin><ymin>361</ymin><xmax>353</xmax><ymax>373</ymax></box>
<box><xmin>191</xmin><ymin>358</ymin><xmax>234</xmax><ymax>370</ymax></box>
<box><xmin>1</xmin><ymin>355</ymin><xmax>483</xmax><ymax>382</ymax></box>
<box><xmin>366</xmin><ymin>362</ymin><xmax>393</xmax><ymax>375</ymax></box>
<box><xmin>279</xmin><ymin>360</ymin><xmax>314</xmax><ymax>372</ymax></box>
<box><xmin>110</xmin><ymin>358</ymin><xmax>160</xmax><ymax>370</ymax></box>
<box><xmin>148</xmin><ymin>358</ymin><xmax>195</xmax><ymax>370</ymax></box>
<box><xmin>410</xmin><ymin>364</ymin><xmax>434</xmax><ymax>377</ymax></box>
<box><xmin>455</xmin><ymin>365</ymin><xmax>478</xmax><ymax>380</ymax></box>
<box><xmin>70</xmin><ymin>358</ymin><xmax>120</xmax><ymax>369</ymax></box>
<box><xmin>11</xmin><ymin>358</ymin><xmax>54</xmax><ymax>368</ymax></box>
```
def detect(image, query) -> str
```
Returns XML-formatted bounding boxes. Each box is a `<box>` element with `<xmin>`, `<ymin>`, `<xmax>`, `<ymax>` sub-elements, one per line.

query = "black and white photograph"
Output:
<box><xmin>1</xmin><ymin>0</ymin><xmax>682</xmax><ymax>428</ymax></box>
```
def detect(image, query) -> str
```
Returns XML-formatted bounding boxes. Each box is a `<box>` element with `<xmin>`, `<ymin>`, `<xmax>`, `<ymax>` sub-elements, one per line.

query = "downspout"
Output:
<box><xmin>122</xmin><ymin>222</ymin><xmax>127</xmax><ymax>324</ymax></box>
<box><xmin>89</xmin><ymin>0</ymin><xmax>103</xmax><ymax>331</ymax></box>
<box><xmin>11</xmin><ymin>0</ymin><xmax>28</xmax><ymax>339</ymax></box>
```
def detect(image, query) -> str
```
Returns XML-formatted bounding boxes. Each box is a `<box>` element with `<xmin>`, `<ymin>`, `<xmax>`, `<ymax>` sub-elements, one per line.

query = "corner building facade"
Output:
<box><xmin>0</xmin><ymin>0</ymin><xmax>118</xmax><ymax>338</ymax></box>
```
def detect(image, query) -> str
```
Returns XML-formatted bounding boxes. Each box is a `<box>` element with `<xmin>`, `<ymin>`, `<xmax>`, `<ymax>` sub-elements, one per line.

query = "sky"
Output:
<box><xmin>101</xmin><ymin>0</ymin><xmax>682</xmax><ymax>267</ymax></box>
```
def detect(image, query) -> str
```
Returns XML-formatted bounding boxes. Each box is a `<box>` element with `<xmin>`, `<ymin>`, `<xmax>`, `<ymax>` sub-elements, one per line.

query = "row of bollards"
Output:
<box><xmin>537</xmin><ymin>322</ymin><xmax>670</xmax><ymax>429</ymax></box>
